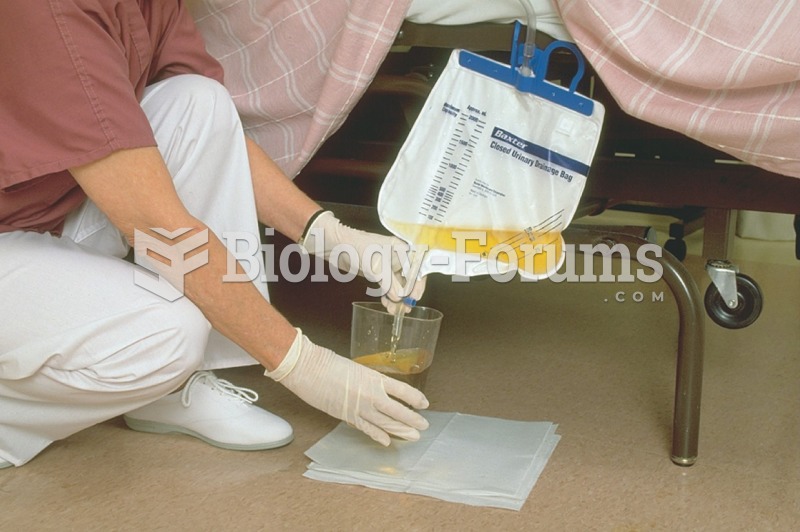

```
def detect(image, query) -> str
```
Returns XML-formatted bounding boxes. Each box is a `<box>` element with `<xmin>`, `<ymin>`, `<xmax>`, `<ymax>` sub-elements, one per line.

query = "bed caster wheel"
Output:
<box><xmin>704</xmin><ymin>271</ymin><xmax>763</xmax><ymax>329</ymax></box>
<box><xmin>664</xmin><ymin>238</ymin><xmax>687</xmax><ymax>261</ymax></box>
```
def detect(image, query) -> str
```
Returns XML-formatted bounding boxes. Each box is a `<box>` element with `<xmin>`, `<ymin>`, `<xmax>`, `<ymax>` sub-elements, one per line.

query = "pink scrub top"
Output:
<box><xmin>0</xmin><ymin>0</ymin><xmax>225</xmax><ymax>234</ymax></box>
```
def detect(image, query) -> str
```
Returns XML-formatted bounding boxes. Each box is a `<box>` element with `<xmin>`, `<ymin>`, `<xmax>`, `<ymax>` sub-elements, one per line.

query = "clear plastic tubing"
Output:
<box><xmin>516</xmin><ymin>0</ymin><xmax>537</xmax><ymax>77</ymax></box>
<box><xmin>389</xmin><ymin>297</ymin><xmax>417</xmax><ymax>361</ymax></box>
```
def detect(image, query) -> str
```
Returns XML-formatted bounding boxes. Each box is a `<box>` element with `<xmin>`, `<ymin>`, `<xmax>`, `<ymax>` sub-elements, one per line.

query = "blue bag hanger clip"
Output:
<box><xmin>457</xmin><ymin>21</ymin><xmax>595</xmax><ymax>116</ymax></box>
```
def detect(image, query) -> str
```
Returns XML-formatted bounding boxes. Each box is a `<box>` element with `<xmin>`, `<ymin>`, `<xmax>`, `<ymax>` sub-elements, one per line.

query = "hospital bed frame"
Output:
<box><xmin>296</xmin><ymin>21</ymin><xmax>800</xmax><ymax>466</ymax></box>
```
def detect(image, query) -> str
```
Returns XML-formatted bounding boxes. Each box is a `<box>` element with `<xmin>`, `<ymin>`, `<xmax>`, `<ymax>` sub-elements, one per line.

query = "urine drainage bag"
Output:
<box><xmin>378</xmin><ymin>25</ymin><xmax>605</xmax><ymax>280</ymax></box>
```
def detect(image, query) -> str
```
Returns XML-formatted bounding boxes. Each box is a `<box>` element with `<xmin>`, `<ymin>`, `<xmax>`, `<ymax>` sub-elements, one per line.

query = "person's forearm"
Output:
<box><xmin>245</xmin><ymin>137</ymin><xmax>322</xmax><ymax>241</ymax></box>
<box><xmin>181</xmin><ymin>227</ymin><xmax>296</xmax><ymax>370</ymax></box>
<box><xmin>70</xmin><ymin>146</ymin><xmax>296</xmax><ymax>370</ymax></box>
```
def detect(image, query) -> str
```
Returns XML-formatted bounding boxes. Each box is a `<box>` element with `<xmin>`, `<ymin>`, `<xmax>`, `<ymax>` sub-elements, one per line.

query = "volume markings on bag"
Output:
<box><xmin>420</xmin><ymin>103</ymin><xmax>486</xmax><ymax>223</ymax></box>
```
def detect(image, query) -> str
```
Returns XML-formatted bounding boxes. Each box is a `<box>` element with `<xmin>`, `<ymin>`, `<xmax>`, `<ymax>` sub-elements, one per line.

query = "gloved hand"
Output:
<box><xmin>265</xmin><ymin>328</ymin><xmax>430</xmax><ymax>445</ymax></box>
<box><xmin>300</xmin><ymin>211</ymin><xmax>426</xmax><ymax>314</ymax></box>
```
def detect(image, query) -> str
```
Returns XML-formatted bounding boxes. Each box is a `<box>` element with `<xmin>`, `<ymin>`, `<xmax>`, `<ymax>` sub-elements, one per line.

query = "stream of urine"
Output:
<box><xmin>389</xmin><ymin>310</ymin><xmax>403</xmax><ymax>361</ymax></box>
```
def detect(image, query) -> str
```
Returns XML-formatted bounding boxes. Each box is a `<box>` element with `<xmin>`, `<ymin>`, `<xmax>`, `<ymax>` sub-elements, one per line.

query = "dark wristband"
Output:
<box><xmin>298</xmin><ymin>209</ymin><xmax>327</xmax><ymax>246</ymax></box>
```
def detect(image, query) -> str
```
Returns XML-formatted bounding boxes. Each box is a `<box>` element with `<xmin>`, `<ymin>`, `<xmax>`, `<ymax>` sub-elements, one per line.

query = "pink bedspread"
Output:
<box><xmin>187</xmin><ymin>0</ymin><xmax>411</xmax><ymax>178</ymax></box>
<box><xmin>556</xmin><ymin>0</ymin><xmax>800</xmax><ymax>179</ymax></box>
<box><xmin>191</xmin><ymin>0</ymin><xmax>800</xmax><ymax>181</ymax></box>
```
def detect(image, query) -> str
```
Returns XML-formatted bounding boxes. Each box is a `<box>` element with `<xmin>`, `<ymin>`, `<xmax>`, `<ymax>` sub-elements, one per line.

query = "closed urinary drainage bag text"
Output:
<box><xmin>378</xmin><ymin>45</ymin><xmax>604</xmax><ymax>280</ymax></box>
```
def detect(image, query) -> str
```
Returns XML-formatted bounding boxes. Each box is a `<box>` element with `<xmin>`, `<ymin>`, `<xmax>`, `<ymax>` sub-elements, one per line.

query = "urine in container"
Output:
<box><xmin>353</xmin><ymin>348</ymin><xmax>433</xmax><ymax>390</ymax></box>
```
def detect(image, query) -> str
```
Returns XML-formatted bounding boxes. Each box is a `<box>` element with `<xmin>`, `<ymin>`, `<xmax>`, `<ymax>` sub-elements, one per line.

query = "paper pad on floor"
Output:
<box><xmin>304</xmin><ymin>411</ymin><xmax>560</xmax><ymax>511</ymax></box>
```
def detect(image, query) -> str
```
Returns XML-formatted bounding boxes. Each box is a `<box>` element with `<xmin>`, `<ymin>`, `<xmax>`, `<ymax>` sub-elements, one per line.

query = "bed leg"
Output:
<box><xmin>702</xmin><ymin>208</ymin><xmax>737</xmax><ymax>260</ymax></box>
<box><xmin>566</xmin><ymin>226</ymin><xmax>705</xmax><ymax>466</ymax></box>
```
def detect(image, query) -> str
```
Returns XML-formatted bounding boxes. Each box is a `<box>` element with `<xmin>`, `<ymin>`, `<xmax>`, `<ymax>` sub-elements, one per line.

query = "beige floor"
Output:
<box><xmin>3</xmin><ymin>207</ymin><xmax>799</xmax><ymax>531</ymax></box>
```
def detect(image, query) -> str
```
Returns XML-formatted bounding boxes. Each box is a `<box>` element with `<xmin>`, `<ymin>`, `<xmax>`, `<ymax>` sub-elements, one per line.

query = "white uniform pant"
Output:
<box><xmin>0</xmin><ymin>75</ymin><xmax>267</xmax><ymax>466</ymax></box>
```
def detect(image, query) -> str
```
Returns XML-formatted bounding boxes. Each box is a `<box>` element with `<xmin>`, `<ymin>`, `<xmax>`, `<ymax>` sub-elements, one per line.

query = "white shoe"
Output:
<box><xmin>124</xmin><ymin>371</ymin><xmax>294</xmax><ymax>450</ymax></box>
<box><xmin>0</xmin><ymin>458</ymin><xmax>11</xmax><ymax>469</ymax></box>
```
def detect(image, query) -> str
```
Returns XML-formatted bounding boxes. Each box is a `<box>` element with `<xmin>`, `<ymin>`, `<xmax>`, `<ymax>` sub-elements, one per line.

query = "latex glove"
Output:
<box><xmin>300</xmin><ymin>211</ymin><xmax>426</xmax><ymax>314</ymax></box>
<box><xmin>265</xmin><ymin>329</ymin><xmax>430</xmax><ymax>445</ymax></box>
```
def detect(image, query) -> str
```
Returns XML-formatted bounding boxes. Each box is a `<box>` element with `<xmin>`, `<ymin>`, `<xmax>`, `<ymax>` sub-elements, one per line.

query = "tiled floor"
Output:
<box><xmin>3</xmin><ymin>207</ymin><xmax>798</xmax><ymax>531</ymax></box>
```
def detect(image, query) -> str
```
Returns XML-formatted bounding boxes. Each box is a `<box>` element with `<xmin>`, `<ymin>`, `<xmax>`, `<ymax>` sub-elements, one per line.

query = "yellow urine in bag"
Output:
<box><xmin>387</xmin><ymin>222</ymin><xmax>562</xmax><ymax>276</ymax></box>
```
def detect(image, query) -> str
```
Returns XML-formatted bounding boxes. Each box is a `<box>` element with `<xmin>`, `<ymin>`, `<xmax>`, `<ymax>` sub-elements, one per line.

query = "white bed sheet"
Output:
<box><xmin>406</xmin><ymin>0</ymin><xmax>572</xmax><ymax>42</ymax></box>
